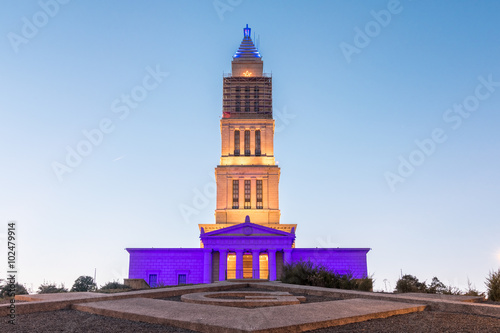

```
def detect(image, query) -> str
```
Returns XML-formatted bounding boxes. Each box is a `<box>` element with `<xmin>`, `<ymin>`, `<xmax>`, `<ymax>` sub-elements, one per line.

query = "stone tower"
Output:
<box><xmin>199</xmin><ymin>25</ymin><xmax>296</xmax><ymax>235</ymax></box>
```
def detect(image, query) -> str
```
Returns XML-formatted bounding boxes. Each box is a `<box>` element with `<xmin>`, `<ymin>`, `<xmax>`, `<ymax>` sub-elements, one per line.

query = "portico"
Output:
<box><xmin>200</xmin><ymin>220</ymin><xmax>295</xmax><ymax>283</ymax></box>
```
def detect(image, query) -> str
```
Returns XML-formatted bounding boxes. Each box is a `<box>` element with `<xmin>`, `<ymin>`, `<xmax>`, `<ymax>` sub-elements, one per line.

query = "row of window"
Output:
<box><xmin>232</xmin><ymin>180</ymin><xmax>263</xmax><ymax>209</ymax></box>
<box><xmin>234</xmin><ymin>130</ymin><xmax>261</xmax><ymax>156</ymax></box>
<box><xmin>149</xmin><ymin>273</ymin><xmax>186</xmax><ymax>287</ymax></box>
<box><xmin>235</xmin><ymin>87</ymin><xmax>259</xmax><ymax>92</ymax></box>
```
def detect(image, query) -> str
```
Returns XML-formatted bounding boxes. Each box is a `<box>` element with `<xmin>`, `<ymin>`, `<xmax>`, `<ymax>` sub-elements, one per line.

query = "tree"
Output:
<box><xmin>1</xmin><ymin>282</ymin><xmax>28</xmax><ymax>298</ymax></box>
<box><xmin>395</xmin><ymin>274</ymin><xmax>427</xmax><ymax>293</ymax></box>
<box><xmin>428</xmin><ymin>277</ymin><xmax>447</xmax><ymax>294</ymax></box>
<box><xmin>37</xmin><ymin>283</ymin><xmax>68</xmax><ymax>294</ymax></box>
<box><xmin>486</xmin><ymin>269</ymin><xmax>500</xmax><ymax>302</ymax></box>
<box><xmin>71</xmin><ymin>276</ymin><xmax>96</xmax><ymax>292</ymax></box>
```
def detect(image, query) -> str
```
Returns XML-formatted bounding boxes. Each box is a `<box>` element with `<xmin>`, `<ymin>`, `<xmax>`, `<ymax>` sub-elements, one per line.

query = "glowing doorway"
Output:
<box><xmin>227</xmin><ymin>253</ymin><xmax>236</xmax><ymax>279</ymax></box>
<box><xmin>259</xmin><ymin>253</ymin><xmax>269</xmax><ymax>279</ymax></box>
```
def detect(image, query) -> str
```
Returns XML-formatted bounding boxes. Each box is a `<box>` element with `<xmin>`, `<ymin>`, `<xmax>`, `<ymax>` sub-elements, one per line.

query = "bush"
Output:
<box><xmin>71</xmin><ymin>276</ymin><xmax>96</xmax><ymax>292</ymax></box>
<box><xmin>395</xmin><ymin>274</ymin><xmax>427</xmax><ymax>293</ymax></box>
<box><xmin>38</xmin><ymin>283</ymin><xmax>68</xmax><ymax>294</ymax></box>
<box><xmin>442</xmin><ymin>285</ymin><xmax>462</xmax><ymax>295</ymax></box>
<box><xmin>1</xmin><ymin>282</ymin><xmax>28</xmax><ymax>298</ymax></box>
<box><xmin>281</xmin><ymin>260</ymin><xmax>372</xmax><ymax>291</ymax></box>
<box><xmin>100</xmin><ymin>281</ymin><xmax>130</xmax><ymax>290</ymax></box>
<box><xmin>486</xmin><ymin>269</ymin><xmax>500</xmax><ymax>302</ymax></box>
<box><xmin>463</xmin><ymin>278</ymin><xmax>484</xmax><ymax>297</ymax></box>
<box><xmin>356</xmin><ymin>277</ymin><xmax>374</xmax><ymax>292</ymax></box>
<box><xmin>281</xmin><ymin>260</ymin><xmax>315</xmax><ymax>286</ymax></box>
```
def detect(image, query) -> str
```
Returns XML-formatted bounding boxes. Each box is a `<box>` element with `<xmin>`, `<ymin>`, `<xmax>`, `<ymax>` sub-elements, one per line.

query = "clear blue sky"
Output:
<box><xmin>1</xmin><ymin>0</ymin><xmax>499</xmax><ymax>293</ymax></box>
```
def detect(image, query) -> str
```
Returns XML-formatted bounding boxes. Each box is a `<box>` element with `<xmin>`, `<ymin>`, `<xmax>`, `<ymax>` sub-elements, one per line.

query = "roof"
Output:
<box><xmin>233</xmin><ymin>24</ymin><xmax>261</xmax><ymax>59</ymax></box>
<box><xmin>200</xmin><ymin>222</ymin><xmax>295</xmax><ymax>238</ymax></box>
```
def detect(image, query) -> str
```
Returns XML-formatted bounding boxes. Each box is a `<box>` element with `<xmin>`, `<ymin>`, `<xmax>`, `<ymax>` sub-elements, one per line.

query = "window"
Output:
<box><xmin>148</xmin><ymin>274</ymin><xmax>157</xmax><ymax>288</ymax></box>
<box><xmin>244</xmin><ymin>130</ymin><xmax>250</xmax><ymax>156</ymax></box>
<box><xmin>256</xmin><ymin>180</ymin><xmax>263</xmax><ymax>209</ymax></box>
<box><xmin>255</xmin><ymin>130</ymin><xmax>261</xmax><ymax>156</ymax></box>
<box><xmin>178</xmin><ymin>274</ymin><xmax>187</xmax><ymax>285</ymax></box>
<box><xmin>244</xmin><ymin>180</ymin><xmax>251</xmax><ymax>209</ymax></box>
<box><xmin>232</xmin><ymin>180</ymin><xmax>239</xmax><ymax>209</ymax></box>
<box><xmin>234</xmin><ymin>130</ymin><xmax>240</xmax><ymax>156</ymax></box>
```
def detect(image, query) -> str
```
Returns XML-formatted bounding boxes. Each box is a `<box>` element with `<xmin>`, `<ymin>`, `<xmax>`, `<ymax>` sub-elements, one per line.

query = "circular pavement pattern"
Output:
<box><xmin>180</xmin><ymin>291</ymin><xmax>306</xmax><ymax>308</ymax></box>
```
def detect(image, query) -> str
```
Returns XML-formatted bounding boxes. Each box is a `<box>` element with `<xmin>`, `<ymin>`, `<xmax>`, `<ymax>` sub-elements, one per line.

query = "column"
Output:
<box><xmin>239</xmin><ymin>179</ymin><xmax>244</xmax><ymax>211</ymax></box>
<box><xmin>235</xmin><ymin>250</ymin><xmax>244</xmax><ymax>279</ymax></box>
<box><xmin>251</xmin><ymin>178</ymin><xmax>256</xmax><ymax>209</ymax></box>
<box><xmin>229</xmin><ymin>128</ymin><xmax>234</xmax><ymax>155</ymax></box>
<box><xmin>261</xmin><ymin>126</ymin><xmax>266</xmax><ymax>155</ymax></box>
<box><xmin>219</xmin><ymin>250</ymin><xmax>227</xmax><ymax>281</ymax></box>
<box><xmin>268</xmin><ymin>249</ymin><xmax>277</xmax><ymax>281</ymax></box>
<box><xmin>252</xmin><ymin>250</ymin><xmax>260</xmax><ymax>279</ymax></box>
<box><xmin>250</xmin><ymin>128</ymin><xmax>255</xmax><ymax>155</ymax></box>
<box><xmin>203</xmin><ymin>249</ymin><xmax>212</xmax><ymax>284</ymax></box>
<box><xmin>284</xmin><ymin>249</ymin><xmax>292</xmax><ymax>266</ymax></box>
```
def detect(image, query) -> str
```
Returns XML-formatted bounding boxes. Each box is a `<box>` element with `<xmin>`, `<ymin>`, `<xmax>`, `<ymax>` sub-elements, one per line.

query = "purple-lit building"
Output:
<box><xmin>127</xmin><ymin>25</ymin><xmax>370</xmax><ymax>287</ymax></box>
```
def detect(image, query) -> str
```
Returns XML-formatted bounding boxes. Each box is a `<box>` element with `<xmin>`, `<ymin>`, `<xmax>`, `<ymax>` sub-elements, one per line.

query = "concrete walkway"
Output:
<box><xmin>3</xmin><ymin>281</ymin><xmax>499</xmax><ymax>332</ymax></box>
<box><xmin>73</xmin><ymin>297</ymin><xmax>425</xmax><ymax>333</ymax></box>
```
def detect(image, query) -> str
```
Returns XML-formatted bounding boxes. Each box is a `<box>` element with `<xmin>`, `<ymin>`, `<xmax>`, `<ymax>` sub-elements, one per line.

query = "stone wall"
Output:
<box><xmin>127</xmin><ymin>248</ymin><xmax>204</xmax><ymax>286</ymax></box>
<box><xmin>291</xmin><ymin>248</ymin><xmax>369</xmax><ymax>279</ymax></box>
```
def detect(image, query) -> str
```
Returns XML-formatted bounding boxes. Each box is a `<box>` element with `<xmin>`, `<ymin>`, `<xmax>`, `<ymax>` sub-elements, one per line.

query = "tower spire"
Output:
<box><xmin>233</xmin><ymin>24</ymin><xmax>261</xmax><ymax>60</ymax></box>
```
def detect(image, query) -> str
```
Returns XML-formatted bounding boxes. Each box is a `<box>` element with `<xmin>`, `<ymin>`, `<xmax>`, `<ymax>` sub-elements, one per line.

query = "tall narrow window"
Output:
<box><xmin>234</xmin><ymin>130</ymin><xmax>240</xmax><ymax>156</ymax></box>
<box><xmin>244</xmin><ymin>130</ymin><xmax>250</xmax><ymax>156</ymax></box>
<box><xmin>256</xmin><ymin>180</ymin><xmax>263</xmax><ymax>209</ymax></box>
<box><xmin>232</xmin><ymin>180</ymin><xmax>239</xmax><ymax>209</ymax></box>
<box><xmin>178</xmin><ymin>274</ymin><xmax>187</xmax><ymax>285</ymax></box>
<box><xmin>255</xmin><ymin>130</ymin><xmax>261</xmax><ymax>156</ymax></box>
<box><xmin>244</xmin><ymin>180</ymin><xmax>251</xmax><ymax>209</ymax></box>
<box><xmin>149</xmin><ymin>274</ymin><xmax>157</xmax><ymax>288</ymax></box>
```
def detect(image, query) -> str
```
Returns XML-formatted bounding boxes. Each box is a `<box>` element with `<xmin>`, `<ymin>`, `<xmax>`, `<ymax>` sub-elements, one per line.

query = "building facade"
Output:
<box><xmin>127</xmin><ymin>25</ymin><xmax>370</xmax><ymax>287</ymax></box>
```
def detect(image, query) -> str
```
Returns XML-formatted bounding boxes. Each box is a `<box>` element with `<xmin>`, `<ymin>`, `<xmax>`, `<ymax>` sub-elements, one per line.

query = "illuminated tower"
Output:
<box><xmin>199</xmin><ymin>25</ymin><xmax>296</xmax><ymax>234</ymax></box>
<box><xmin>127</xmin><ymin>25</ymin><xmax>369</xmax><ymax>285</ymax></box>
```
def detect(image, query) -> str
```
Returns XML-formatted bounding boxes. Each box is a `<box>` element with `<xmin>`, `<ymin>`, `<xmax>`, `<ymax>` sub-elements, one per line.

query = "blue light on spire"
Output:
<box><xmin>233</xmin><ymin>24</ymin><xmax>262</xmax><ymax>59</ymax></box>
<box><xmin>244</xmin><ymin>24</ymin><xmax>251</xmax><ymax>38</ymax></box>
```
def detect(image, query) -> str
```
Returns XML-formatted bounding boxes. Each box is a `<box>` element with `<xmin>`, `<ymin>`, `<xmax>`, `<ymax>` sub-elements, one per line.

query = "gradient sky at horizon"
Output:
<box><xmin>1</xmin><ymin>0</ymin><xmax>499</xmax><ymax>293</ymax></box>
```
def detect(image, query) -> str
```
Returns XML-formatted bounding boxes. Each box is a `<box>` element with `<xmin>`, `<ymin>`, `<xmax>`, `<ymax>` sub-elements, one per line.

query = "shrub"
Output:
<box><xmin>395</xmin><ymin>274</ymin><xmax>427</xmax><ymax>293</ymax></box>
<box><xmin>281</xmin><ymin>260</ymin><xmax>371</xmax><ymax>291</ymax></box>
<box><xmin>71</xmin><ymin>276</ymin><xmax>96</xmax><ymax>292</ymax></box>
<box><xmin>442</xmin><ymin>285</ymin><xmax>462</xmax><ymax>295</ymax></box>
<box><xmin>281</xmin><ymin>260</ymin><xmax>315</xmax><ymax>286</ymax></box>
<box><xmin>463</xmin><ymin>278</ymin><xmax>483</xmax><ymax>297</ymax></box>
<box><xmin>37</xmin><ymin>283</ymin><xmax>68</xmax><ymax>294</ymax></box>
<box><xmin>100</xmin><ymin>281</ymin><xmax>130</xmax><ymax>290</ymax></box>
<box><xmin>356</xmin><ymin>276</ymin><xmax>374</xmax><ymax>292</ymax></box>
<box><xmin>1</xmin><ymin>282</ymin><xmax>28</xmax><ymax>298</ymax></box>
<box><xmin>486</xmin><ymin>269</ymin><xmax>500</xmax><ymax>302</ymax></box>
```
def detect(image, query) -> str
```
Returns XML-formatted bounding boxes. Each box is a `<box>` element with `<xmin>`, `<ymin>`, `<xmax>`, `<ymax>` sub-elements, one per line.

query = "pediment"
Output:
<box><xmin>201</xmin><ymin>222</ymin><xmax>293</xmax><ymax>238</ymax></box>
